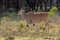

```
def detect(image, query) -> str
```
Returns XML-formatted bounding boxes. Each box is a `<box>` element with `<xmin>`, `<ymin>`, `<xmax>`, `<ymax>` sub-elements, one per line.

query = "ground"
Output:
<box><xmin>0</xmin><ymin>14</ymin><xmax>60</xmax><ymax>40</ymax></box>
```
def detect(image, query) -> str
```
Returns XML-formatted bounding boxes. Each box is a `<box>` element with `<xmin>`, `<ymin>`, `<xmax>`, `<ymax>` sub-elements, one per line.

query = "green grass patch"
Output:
<box><xmin>48</xmin><ymin>7</ymin><xmax>58</xmax><ymax>17</ymax></box>
<box><xmin>19</xmin><ymin>20</ymin><xmax>27</xmax><ymax>29</ymax></box>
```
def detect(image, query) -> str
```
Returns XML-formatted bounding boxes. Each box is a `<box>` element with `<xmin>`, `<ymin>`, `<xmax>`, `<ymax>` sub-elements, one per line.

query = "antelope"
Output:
<box><xmin>18</xmin><ymin>9</ymin><xmax>49</xmax><ymax>27</ymax></box>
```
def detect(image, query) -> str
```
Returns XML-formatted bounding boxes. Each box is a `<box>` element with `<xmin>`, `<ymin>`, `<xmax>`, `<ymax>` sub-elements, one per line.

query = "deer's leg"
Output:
<box><xmin>26</xmin><ymin>21</ymin><xmax>29</xmax><ymax>27</ymax></box>
<box><xmin>45</xmin><ymin>20</ymin><xmax>49</xmax><ymax>27</ymax></box>
<box><xmin>39</xmin><ymin>19</ymin><xmax>41</xmax><ymax>23</ymax></box>
<box><xmin>27</xmin><ymin>19</ymin><xmax>32</xmax><ymax>27</ymax></box>
<box><xmin>30</xmin><ymin>19</ymin><xmax>35</xmax><ymax>26</ymax></box>
<box><xmin>33</xmin><ymin>23</ymin><xmax>35</xmax><ymax>26</ymax></box>
<box><xmin>41</xmin><ymin>20</ymin><xmax>49</xmax><ymax>33</ymax></box>
<box><xmin>27</xmin><ymin>24</ymin><xmax>29</xmax><ymax>27</ymax></box>
<box><xmin>45</xmin><ymin>22</ymin><xmax>49</xmax><ymax>27</ymax></box>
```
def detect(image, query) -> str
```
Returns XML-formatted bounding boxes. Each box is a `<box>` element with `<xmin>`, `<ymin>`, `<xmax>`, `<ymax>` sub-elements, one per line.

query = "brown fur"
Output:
<box><xmin>18</xmin><ymin>9</ymin><xmax>49</xmax><ymax>26</ymax></box>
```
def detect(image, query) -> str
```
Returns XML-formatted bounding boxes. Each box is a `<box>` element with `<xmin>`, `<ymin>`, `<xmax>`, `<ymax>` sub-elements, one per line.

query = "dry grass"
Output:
<box><xmin>0</xmin><ymin>15</ymin><xmax>60</xmax><ymax>40</ymax></box>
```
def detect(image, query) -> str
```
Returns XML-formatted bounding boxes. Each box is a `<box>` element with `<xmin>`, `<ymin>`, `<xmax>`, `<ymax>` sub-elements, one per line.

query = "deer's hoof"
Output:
<box><xmin>33</xmin><ymin>24</ymin><xmax>35</xmax><ymax>26</ymax></box>
<box><xmin>27</xmin><ymin>24</ymin><xmax>29</xmax><ymax>27</ymax></box>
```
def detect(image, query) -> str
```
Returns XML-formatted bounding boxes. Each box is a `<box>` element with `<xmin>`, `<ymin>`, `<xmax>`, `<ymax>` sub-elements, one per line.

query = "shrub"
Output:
<box><xmin>48</xmin><ymin>7</ymin><xmax>58</xmax><ymax>16</ymax></box>
<box><xmin>19</xmin><ymin>20</ymin><xmax>27</xmax><ymax>29</ymax></box>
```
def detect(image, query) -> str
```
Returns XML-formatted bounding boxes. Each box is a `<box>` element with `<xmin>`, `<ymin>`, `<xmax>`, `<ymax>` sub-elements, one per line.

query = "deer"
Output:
<box><xmin>18</xmin><ymin>9</ymin><xmax>49</xmax><ymax>27</ymax></box>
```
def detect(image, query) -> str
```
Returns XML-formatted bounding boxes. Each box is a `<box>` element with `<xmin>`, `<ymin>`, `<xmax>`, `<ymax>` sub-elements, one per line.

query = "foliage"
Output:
<box><xmin>19</xmin><ymin>20</ymin><xmax>27</xmax><ymax>29</ymax></box>
<box><xmin>1</xmin><ymin>16</ymin><xmax>10</xmax><ymax>24</ymax></box>
<box><xmin>48</xmin><ymin>7</ymin><xmax>58</xmax><ymax>16</ymax></box>
<box><xmin>57</xmin><ymin>11</ymin><xmax>60</xmax><ymax>16</ymax></box>
<box><xmin>1</xmin><ymin>16</ymin><xmax>10</xmax><ymax>21</ymax></box>
<box><xmin>8</xmin><ymin>12</ymin><xmax>18</xmax><ymax>20</ymax></box>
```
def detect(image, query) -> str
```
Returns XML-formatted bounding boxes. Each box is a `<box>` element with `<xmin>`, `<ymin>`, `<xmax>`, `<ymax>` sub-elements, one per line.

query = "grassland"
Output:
<box><xmin>0</xmin><ymin>13</ymin><xmax>60</xmax><ymax>40</ymax></box>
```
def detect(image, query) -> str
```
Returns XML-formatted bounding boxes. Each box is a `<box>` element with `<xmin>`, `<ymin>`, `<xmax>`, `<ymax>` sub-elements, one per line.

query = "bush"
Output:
<box><xmin>48</xmin><ymin>7</ymin><xmax>58</xmax><ymax>16</ymax></box>
<box><xmin>19</xmin><ymin>20</ymin><xmax>27</xmax><ymax>29</ymax></box>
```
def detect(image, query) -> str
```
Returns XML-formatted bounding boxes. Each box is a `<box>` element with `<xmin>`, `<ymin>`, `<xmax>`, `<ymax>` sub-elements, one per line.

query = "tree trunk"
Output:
<box><xmin>5</xmin><ymin>0</ymin><xmax>10</xmax><ymax>11</ymax></box>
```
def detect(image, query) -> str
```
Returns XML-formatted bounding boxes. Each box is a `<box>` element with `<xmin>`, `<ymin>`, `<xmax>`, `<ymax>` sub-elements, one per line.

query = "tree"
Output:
<box><xmin>5</xmin><ymin>0</ymin><xmax>10</xmax><ymax>11</ymax></box>
<box><xmin>13</xmin><ymin>0</ymin><xmax>19</xmax><ymax>11</ymax></box>
<box><xmin>50</xmin><ymin>0</ymin><xmax>53</xmax><ymax>9</ymax></box>
<box><xmin>56</xmin><ymin>0</ymin><xmax>60</xmax><ymax>10</ymax></box>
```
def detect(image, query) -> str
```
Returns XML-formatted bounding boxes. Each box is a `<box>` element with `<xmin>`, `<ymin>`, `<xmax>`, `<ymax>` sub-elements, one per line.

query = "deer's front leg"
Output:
<box><xmin>26</xmin><ymin>19</ymin><xmax>32</xmax><ymax>27</ymax></box>
<box><xmin>33</xmin><ymin>24</ymin><xmax>35</xmax><ymax>26</ymax></box>
<box><xmin>27</xmin><ymin>24</ymin><xmax>29</xmax><ymax>27</ymax></box>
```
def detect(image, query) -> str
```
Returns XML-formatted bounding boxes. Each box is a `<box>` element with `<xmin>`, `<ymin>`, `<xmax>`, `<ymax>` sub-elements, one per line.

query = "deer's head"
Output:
<box><xmin>18</xmin><ymin>9</ymin><xmax>25</xmax><ymax>16</ymax></box>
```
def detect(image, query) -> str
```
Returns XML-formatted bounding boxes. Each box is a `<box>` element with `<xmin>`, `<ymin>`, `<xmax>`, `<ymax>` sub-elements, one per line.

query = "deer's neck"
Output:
<box><xmin>21</xmin><ymin>13</ymin><xmax>26</xmax><ymax>20</ymax></box>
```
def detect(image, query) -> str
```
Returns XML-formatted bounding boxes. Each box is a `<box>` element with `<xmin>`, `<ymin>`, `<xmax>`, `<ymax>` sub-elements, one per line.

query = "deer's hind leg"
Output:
<box><xmin>44</xmin><ymin>19</ymin><xmax>49</xmax><ymax>27</ymax></box>
<box><xmin>30</xmin><ymin>19</ymin><xmax>36</xmax><ymax>26</ymax></box>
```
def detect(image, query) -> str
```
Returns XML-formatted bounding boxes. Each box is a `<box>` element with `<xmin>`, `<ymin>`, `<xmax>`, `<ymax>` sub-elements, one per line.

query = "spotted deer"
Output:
<box><xmin>18</xmin><ymin>9</ymin><xmax>49</xmax><ymax>27</ymax></box>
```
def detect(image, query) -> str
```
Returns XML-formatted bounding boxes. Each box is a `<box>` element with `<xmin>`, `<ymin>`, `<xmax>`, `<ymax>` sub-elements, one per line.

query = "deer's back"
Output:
<box><xmin>23</xmin><ymin>12</ymin><xmax>48</xmax><ymax>24</ymax></box>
